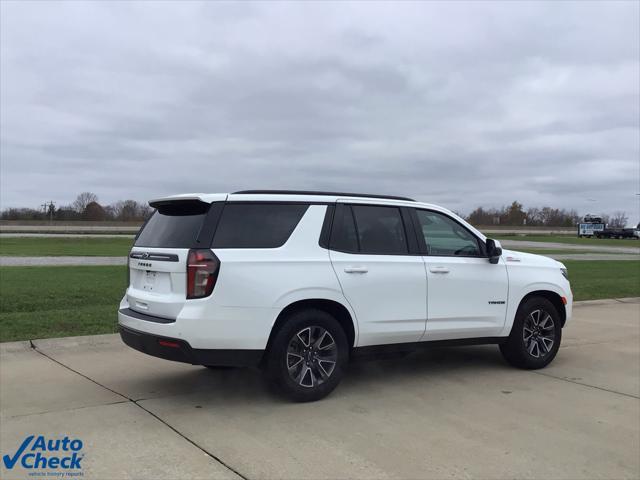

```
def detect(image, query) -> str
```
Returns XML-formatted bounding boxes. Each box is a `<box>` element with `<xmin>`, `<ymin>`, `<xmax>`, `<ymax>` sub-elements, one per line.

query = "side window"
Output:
<box><xmin>352</xmin><ymin>205</ymin><xmax>408</xmax><ymax>255</ymax></box>
<box><xmin>415</xmin><ymin>210</ymin><xmax>482</xmax><ymax>257</ymax></box>
<box><xmin>212</xmin><ymin>203</ymin><xmax>308</xmax><ymax>248</ymax></box>
<box><xmin>330</xmin><ymin>205</ymin><xmax>359</xmax><ymax>253</ymax></box>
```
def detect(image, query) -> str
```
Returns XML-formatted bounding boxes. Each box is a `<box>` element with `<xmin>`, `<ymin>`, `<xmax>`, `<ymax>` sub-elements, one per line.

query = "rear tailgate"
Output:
<box><xmin>127</xmin><ymin>199</ymin><xmax>223</xmax><ymax>319</ymax></box>
<box><xmin>128</xmin><ymin>248</ymin><xmax>190</xmax><ymax>318</ymax></box>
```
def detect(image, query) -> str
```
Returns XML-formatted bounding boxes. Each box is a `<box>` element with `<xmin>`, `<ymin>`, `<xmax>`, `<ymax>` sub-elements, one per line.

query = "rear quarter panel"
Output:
<box><xmin>204</xmin><ymin>205</ymin><xmax>355</xmax><ymax>348</ymax></box>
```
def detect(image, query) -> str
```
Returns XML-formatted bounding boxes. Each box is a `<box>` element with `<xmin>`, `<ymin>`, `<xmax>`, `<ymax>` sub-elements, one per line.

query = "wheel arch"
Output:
<box><xmin>517</xmin><ymin>290</ymin><xmax>567</xmax><ymax>327</ymax></box>
<box><xmin>265</xmin><ymin>299</ymin><xmax>357</xmax><ymax>360</ymax></box>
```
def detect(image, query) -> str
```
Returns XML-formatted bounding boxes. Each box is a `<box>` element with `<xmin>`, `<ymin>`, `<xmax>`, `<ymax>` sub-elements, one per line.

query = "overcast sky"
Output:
<box><xmin>1</xmin><ymin>1</ymin><xmax>639</xmax><ymax>221</ymax></box>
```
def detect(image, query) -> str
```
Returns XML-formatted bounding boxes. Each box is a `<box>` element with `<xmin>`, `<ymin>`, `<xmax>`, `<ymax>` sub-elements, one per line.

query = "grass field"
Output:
<box><xmin>0</xmin><ymin>266</ymin><xmax>125</xmax><ymax>342</ymax></box>
<box><xmin>0</xmin><ymin>236</ymin><xmax>133</xmax><ymax>256</ymax></box>
<box><xmin>495</xmin><ymin>235</ymin><xmax>639</xmax><ymax>248</ymax></box>
<box><xmin>562</xmin><ymin>261</ymin><xmax>640</xmax><ymax>301</ymax></box>
<box><xmin>1</xmin><ymin>260</ymin><xmax>638</xmax><ymax>342</ymax></box>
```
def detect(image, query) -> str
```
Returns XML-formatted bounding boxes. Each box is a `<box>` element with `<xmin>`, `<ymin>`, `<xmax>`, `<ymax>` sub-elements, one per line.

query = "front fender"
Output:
<box><xmin>501</xmin><ymin>282</ymin><xmax>572</xmax><ymax>337</ymax></box>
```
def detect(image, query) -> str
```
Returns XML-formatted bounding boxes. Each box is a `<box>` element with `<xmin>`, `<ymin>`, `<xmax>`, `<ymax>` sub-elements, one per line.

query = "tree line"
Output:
<box><xmin>1</xmin><ymin>192</ymin><xmax>152</xmax><ymax>222</ymax></box>
<box><xmin>1</xmin><ymin>195</ymin><xmax>631</xmax><ymax>228</ymax></box>
<box><xmin>467</xmin><ymin>201</ymin><xmax>629</xmax><ymax>228</ymax></box>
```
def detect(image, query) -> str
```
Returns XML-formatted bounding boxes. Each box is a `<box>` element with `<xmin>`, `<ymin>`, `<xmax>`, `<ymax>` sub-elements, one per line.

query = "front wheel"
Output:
<box><xmin>500</xmin><ymin>297</ymin><xmax>562</xmax><ymax>369</ymax></box>
<box><xmin>266</xmin><ymin>309</ymin><xmax>348</xmax><ymax>402</ymax></box>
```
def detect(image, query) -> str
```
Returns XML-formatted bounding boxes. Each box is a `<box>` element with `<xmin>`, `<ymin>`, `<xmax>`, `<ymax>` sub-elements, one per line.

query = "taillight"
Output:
<box><xmin>187</xmin><ymin>249</ymin><xmax>220</xmax><ymax>299</ymax></box>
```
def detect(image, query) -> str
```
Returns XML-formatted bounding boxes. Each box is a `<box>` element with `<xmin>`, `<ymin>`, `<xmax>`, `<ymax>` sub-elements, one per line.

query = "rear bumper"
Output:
<box><xmin>119</xmin><ymin>325</ymin><xmax>264</xmax><ymax>367</ymax></box>
<box><xmin>118</xmin><ymin>297</ymin><xmax>275</xmax><ymax>350</ymax></box>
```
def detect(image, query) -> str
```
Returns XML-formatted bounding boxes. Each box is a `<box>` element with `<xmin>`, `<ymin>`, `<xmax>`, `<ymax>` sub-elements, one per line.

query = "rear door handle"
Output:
<box><xmin>429</xmin><ymin>266</ymin><xmax>450</xmax><ymax>274</ymax></box>
<box><xmin>344</xmin><ymin>266</ymin><xmax>368</xmax><ymax>274</ymax></box>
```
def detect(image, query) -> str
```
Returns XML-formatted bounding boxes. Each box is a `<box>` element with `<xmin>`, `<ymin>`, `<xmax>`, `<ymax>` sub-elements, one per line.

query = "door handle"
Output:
<box><xmin>344</xmin><ymin>266</ymin><xmax>368</xmax><ymax>274</ymax></box>
<box><xmin>429</xmin><ymin>266</ymin><xmax>450</xmax><ymax>274</ymax></box>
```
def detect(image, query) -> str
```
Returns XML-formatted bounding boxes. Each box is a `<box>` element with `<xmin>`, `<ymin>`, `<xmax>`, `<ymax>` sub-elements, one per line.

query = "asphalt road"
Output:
<box><xmin>0</xmin><ymin>233</ymin><xmax>134</xmax><ymax>238</ymax></box>
<box><xmin>0</xmin><ymin>256</ymin><xmax>127</xmax><ymax>266</ymax></box>
<box><xmin>2</xmin><ymin>255</ymin><xmax>638</xmax><ymax>265</ymax></box>
<box><xmin>542</xmin><ymin>253</ymin><xmax>639</xmax><ymax>261</ymax></box>
<box><xmin>1</xmin><ymin>299</ymin><xmax>638</xmax><ymax>479</ymax></box>
<box><xmin>3</xmin><ymin>250</ymin><xmax>638</xmax><ymax>266</ymax></box>
<box><xmin>0</xmin><ymin>226</ymin><xmax>576</xmax><ymax>235</ymax></box>
<box><xmin>499</xmin><ymin>239</ymin><xmax>640</xmax><ymax>254</ymax></box>
<box><xmin>1</xmin><ymin>236</ymin><xmax>637</xmax><ymax>267</ymax></box>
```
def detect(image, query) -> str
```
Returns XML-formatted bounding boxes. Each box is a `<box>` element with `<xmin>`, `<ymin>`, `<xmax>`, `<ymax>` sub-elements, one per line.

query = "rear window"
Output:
<box><xmin>134</xmin><ymin>201</ymin><xmax>208</xmax><ymax>248</ymax></box>
<box><xmin>212</xmin><ymin>203</ymin><xmax>308</xmax><ymax>248</ymax></box>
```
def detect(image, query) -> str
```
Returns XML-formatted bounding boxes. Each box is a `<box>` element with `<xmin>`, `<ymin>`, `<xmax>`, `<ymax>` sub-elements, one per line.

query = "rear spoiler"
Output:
<box><xmin>149</xmin><ymin>193</ymin><xmax>228</xmax><ymax>208</ymax></box>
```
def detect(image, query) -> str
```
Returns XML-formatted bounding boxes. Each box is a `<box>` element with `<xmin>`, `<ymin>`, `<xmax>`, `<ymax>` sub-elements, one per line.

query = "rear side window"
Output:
<box><xmin>330</xmin><ymin>204</ymin><xmax>408</xmax><ymax>255</ymax></box>
<box><xmin>212</xmin><ymin>204</ymin><xmax>309</xmax><ymax>248</ymax></box>
<box><xmin>135</xmin><ymin>201</ymin><xmax>209</xmax><ymax>248</ymax></box>
<box><xmin>352</xmin><ymin>205</ymin><xmax>408</xmax><ymax>254</ymax></box>
<box><xmin>330</xmin><ymin>205</ymin><xmax>358</xmax><ymax>253</ymax></box>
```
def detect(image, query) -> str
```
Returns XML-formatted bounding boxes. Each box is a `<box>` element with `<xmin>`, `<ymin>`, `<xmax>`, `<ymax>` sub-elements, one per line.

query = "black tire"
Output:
<box><xmin>500</xmin><ymin>297</ymin><xmax>562</xmax><ymax>369</ymax></box>
<box><xmin>266</xmin><ymin>309</ymin><xmax>349</xmax><ymax>402</ymax></box>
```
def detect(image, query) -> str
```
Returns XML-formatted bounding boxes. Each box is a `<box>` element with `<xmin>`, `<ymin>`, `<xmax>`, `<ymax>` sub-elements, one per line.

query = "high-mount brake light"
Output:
<box><xmin>187</xmin><ymin>249</ymin><xmax>220</xmax><ymax>299</ymax></box>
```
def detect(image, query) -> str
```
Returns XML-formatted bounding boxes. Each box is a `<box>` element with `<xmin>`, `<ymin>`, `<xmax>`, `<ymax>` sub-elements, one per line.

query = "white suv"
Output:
<box><xmin>118</xmin><ymin>190</ymin><xmax>572</xmax><ymax>401</ymax></box>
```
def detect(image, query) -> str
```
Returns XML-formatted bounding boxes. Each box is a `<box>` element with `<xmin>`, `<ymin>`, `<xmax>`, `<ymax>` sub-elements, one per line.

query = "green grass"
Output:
<box><xmin>563</xmin><ymin>261</ymin><xmax>640</xmax><ymax>301</ymax></box>
<box><xmin>495</xmin><ymin>235</ymin><xmax>639</xmax><ymax>248</ymax></box>
<box><xmin>0</xmin><ymin>266</ymin><xmax>126</xmax><ymax>342</ymax></box>
<box><xmin>1</xmin><ymin>261</ymin><xmax>638</xmax><ymax>342</ymax></box>
<box><xmin>0</xmin><ymin>237</ymin><xmax>133</xmax><ymax>256</ymax></box>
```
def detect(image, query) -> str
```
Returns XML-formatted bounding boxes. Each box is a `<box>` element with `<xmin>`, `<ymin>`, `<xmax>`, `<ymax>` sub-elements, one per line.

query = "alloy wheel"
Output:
<box><xmin>523</xmin><ymin>309</ymin><xmax>555</xmax><ymax>358</ymax></box>
<box><xmin>286</xmin><ymin>326</ymin><xmax>338</xmax><ymax>388</ymax></box>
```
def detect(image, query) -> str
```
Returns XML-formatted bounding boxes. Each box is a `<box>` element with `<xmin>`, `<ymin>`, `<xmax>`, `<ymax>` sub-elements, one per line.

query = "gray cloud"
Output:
<box><xmin>1</xmin><ymin>1</ymin><xmax>638</xmax><ymax>223</ymax></box>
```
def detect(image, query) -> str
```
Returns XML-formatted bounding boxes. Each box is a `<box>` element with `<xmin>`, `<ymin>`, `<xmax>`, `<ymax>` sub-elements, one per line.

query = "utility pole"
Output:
<box><xmin>41</xmin><ymin>201</ymin><xmax>55</xmax><ymax>224</ymax></box>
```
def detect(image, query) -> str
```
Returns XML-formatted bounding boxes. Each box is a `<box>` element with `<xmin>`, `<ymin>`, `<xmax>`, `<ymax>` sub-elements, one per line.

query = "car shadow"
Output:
<box><xmin>343</xmin><ymin>345</ymin><xmax>509</xmax><ymax>388</ymax></box>
<box><xmin>150</xmin><ymin>344</ymin><xmax>511</xmax><ymax>405</ymax></box>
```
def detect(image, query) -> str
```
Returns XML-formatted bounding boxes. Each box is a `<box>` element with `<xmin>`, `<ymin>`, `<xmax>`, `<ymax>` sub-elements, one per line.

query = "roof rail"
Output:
<box><xmin>232</xmin><ymin>190</ymin><xmax>415</xmax><ymax>202</ymax></box>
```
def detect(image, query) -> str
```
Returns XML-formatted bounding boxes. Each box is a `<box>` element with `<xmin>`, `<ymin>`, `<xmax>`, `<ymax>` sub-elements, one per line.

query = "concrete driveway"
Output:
<box><xmin>1</xmin><ymin>299</ymin><xmax>639</xmax><ymax>479</ymax></box>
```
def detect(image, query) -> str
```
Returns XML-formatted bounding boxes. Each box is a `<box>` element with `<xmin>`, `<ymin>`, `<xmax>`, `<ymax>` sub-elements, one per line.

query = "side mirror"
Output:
<box><xmin>486</xmin><ymin>238</ymin><xmax>502</xmax><ymax>264</ymax></box>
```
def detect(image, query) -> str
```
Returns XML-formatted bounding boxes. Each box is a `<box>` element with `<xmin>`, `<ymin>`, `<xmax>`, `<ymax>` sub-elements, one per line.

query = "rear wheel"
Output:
<box><xmin>500</xmin><ymin>297</ymin><xmax>562</xmax><ymax>369</ymax></box>
<box><xmin>266</xmin><ymin>309</ymin><xmax>348</xmax><ymax>402</ymax></box>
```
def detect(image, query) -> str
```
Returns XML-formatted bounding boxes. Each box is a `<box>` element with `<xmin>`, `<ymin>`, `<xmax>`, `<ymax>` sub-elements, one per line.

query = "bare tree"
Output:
<box><xmin>73</xmin><ymin>192</ymin><xmax>98</xmax><ymax>213</ymax></box>
<box><xmin>138</xmin><ymin>204</ymin><xmax>153</xmax><ymax>219</ymax></box>
<box><xmin>526</xmin><ymin>207</ymin><xmax>542</xmax><ymax>226</ymax></box>
<box><xmin>608</xmin><ymin>211</ymin><xmax>629</xmax><ymax>228</ymax></box>
<box><xmin>110</xmin><ymin>199</ymin><xmax>151</xmax><ymax>221</ymax></box>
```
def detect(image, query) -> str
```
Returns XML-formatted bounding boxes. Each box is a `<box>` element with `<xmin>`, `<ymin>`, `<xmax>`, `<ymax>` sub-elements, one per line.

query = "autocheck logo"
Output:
<box><xmin>2</xmin><ymin>435</ymin><xmax>84</xmax><ymax>474</ymax></box>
